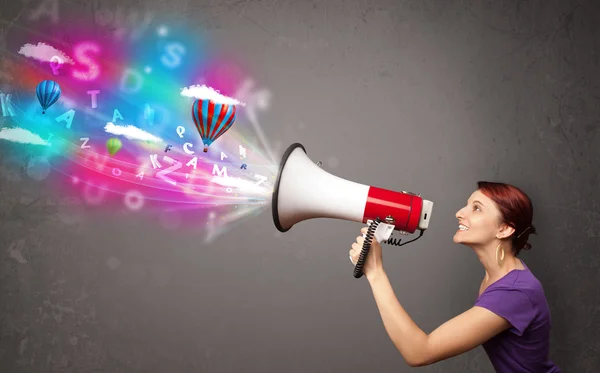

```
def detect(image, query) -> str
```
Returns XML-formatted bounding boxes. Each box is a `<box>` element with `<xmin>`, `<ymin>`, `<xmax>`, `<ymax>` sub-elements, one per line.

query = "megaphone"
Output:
<box><xmin>272</xmin><ymin>143</ymin><xmax>434</xmax><ymax>278</ymax></box>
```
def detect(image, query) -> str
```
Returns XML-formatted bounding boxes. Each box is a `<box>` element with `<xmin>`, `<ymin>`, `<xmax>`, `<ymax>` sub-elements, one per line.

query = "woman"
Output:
<box><xmin>349</xmin><ymin>181</ymin><xmax>561</xmax><ymax>372</ymax></box>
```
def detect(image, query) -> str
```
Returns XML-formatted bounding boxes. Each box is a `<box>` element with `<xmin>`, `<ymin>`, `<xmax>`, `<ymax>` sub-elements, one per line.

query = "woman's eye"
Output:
<box><xmin>473</xmin><ymin>206</ymin><xmax>481</xmax><ymax>211</ymax></box>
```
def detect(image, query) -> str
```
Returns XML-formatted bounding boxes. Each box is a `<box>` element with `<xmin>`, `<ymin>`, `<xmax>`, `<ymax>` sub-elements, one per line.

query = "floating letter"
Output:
<box><xmin>156</xmin><ymin>156</ymin><xmax>181</xmax><ymax>186</ymax></box>
<box><xmin>79</xmin><ymin>137</ymin><xmax>90</xmax><ymax>149</ymax></box>
<box><xmin>186</xmin><ymin>157</ymin><xmax>198</xmax><ymax>170</ymax></box>
<box><xmin>72</xmin><ymin>42</ymin><xmax>101</xmax><ymax>81</ymax></box>
<box><xmin>124</xmin><ymin>190</ymin><xmax>145</xmax><ymax>211</ymax></box>
<box><xmin>160</xmin><ymin>42</ymin><xmax>185</xmax><ymax>69</ymax></box>
<box><xmin>50</xmin><ymin>56</ymin><xmax>63</xmax><ymax>75</ymax></box>
<box><xmin>254</xmin><ymin>174</ymin><xmax>267</xmax><ymax>186</ymax></box>
<box><xmin>87</xmin><ymin>90</ymin><xmax>100</xmax><ymax>108</ymax></box>
<box><xmin>212</xmin><ymin>164</ymin><xmax>228</xmax><ymax>178</ymax></box>
<box><xmin>112</xmin><ymin>109</ymin><xmax>123</xmax><ymax>122</ymax></box>
<box><xmin>55</xmin><ymin>109</ymin><xmax>75</xmax><ymax>129</ymax></box>
<box><xmin>183</xmin><ymin>142</ymin><xmax>194</xmax><ymax>155</ymax></box>
<box><xmin>149</xmin><ymin>154</ymin><xmax>161</xmax><ymax>169</ymax></box>
<box><xmin>120</xmin><ymin>68</ymin><xmax>143</xmax><ymax>94</ymax></box>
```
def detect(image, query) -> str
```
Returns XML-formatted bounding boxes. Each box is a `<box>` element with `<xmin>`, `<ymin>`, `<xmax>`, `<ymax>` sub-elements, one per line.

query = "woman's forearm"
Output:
<box><xmin>367</xmin><ymin>270</ymin><xmax>429</xmax><ymax>366</ymax></box>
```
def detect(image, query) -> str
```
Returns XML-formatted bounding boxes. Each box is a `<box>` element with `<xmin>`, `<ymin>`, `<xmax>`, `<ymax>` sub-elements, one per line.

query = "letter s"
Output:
<box><xmin>72</xmin><ymin>42</ymin><xmax>101</xmax><ymax>81</ymax></box>
<box><xmin>160</xmin><ymin>42</ymin><xmax>185</xmax><ymax>69</ymax></box>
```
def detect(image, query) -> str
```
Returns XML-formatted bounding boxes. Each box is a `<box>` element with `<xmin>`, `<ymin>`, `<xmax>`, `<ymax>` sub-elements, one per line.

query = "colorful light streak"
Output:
<box><xmin>0</xmin><ymin>14</ymin><xmax>280</xmax><ymax>240</ymax></box>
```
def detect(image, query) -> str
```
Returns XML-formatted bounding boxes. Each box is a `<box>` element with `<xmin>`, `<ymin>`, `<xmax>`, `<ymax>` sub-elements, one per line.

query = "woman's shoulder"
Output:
<box><xmin>477</xmin><ymin>269</ymin><xmax>553</xmax><ymax>330</ymax></box>
<box><xmin>495</xmin><ymin>268</ymin><xmax>551</xmax><ymax>312</ymax></box>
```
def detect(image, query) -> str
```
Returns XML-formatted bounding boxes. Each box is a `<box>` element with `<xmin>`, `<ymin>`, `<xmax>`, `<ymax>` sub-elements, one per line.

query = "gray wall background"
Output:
<box><xmin>1</xmin><ymin>0</ymin><xmax>599</xmax><ymax>372</ymax></box>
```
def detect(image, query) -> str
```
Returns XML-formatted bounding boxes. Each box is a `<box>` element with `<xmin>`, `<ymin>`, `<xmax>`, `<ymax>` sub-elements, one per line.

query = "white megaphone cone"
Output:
<box><xmin>271</xmin><ymin>143</ymin><xmax>435</xmax><ymax>278</ymax></box>
<box><xmin>272</xmin><ymin>143</ymin><xmax>433</xmax><ymax>234</ymax></box>
<box><xmin>272</xmin><ymin>143</ymin><xmax>433</xmax><ymax>278</ymax></box>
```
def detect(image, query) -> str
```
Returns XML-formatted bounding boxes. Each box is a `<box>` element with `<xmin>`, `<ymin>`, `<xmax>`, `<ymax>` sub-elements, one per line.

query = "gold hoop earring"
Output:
<box><xmin>496</xmin><ymin>244</ymin><xmax>505</xmax><ymax>267</ymax></box>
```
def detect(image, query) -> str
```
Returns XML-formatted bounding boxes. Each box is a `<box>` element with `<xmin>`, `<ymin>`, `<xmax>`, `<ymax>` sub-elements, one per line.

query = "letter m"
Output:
<box><xmin>212</xmin><ymin>164</ymin><xmax>228</xmax><ymax>177</ymax></box>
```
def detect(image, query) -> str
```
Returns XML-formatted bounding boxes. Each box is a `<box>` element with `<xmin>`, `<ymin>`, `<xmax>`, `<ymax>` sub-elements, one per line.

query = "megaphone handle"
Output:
<box><xmin>353</xmin><ymin>217</ymin><xmax>381</xmax><ymax>278</ymax></box>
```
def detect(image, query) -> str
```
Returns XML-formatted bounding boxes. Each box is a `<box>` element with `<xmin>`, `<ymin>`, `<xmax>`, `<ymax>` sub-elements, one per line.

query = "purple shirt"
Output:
<box><xmin>474</xmin><ymin>260</ymin><xmax>561</xmax><ymax>373</ymax></box>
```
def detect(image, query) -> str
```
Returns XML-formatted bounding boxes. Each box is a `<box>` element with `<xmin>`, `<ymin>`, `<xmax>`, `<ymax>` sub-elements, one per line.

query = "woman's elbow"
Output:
<box><xmin>401</xmin><ymin>355</ymin><xmax>424</xmax><ymax>367</ymax></box>
<box><xmin>408</xmin><ymin>359</ymin><xmax>432</xmax><ymax>368</ymax></box>
<box><xmin>405</xmin><ymin>353</ymin><xmax>437</xmax><ymax>367</ymax></box>
<box><xmin>406</xmin><ymin>358</ymin><xmax>428</xmax><ymax>368</ymax></box>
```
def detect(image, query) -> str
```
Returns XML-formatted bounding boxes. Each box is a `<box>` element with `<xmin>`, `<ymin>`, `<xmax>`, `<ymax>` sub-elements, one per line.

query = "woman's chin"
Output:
<box><xmin>453</xmin><ymin>235</ymin><xmax>472</xmax><ymax>246</ymax></box>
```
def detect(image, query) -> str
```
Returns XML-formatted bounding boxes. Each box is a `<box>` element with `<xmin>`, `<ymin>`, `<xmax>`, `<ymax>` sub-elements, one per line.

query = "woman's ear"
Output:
<box><xmin>496</xmin><ymin>224</ymin><xmax>516</xmax><ymax>240</ymax></box>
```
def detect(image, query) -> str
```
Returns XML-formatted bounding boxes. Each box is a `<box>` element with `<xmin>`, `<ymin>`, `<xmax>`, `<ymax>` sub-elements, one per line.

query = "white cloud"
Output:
<box><xmin>181</xmin><ymin>84</ymin><xmax>246</xmax><ymax>106</ymax></box>
<box><xmin>0</xmin><ymin>127</ymin><xmax>49</xmax><ymax>146</ymax></box>
<box><xmin>104</xmin><ymin>122</ymin><xmax>163</xmax><ymax>143</ymax></box>
<box><xmin>17</xmin><ymin>42</ymin><xmax>74</xmax><ymax>64</ymax></box>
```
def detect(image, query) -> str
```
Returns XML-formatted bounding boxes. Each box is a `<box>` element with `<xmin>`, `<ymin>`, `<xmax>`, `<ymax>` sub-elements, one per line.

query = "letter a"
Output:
<box><xmin>112</xmin><ymin>109</ymin><xmax>123</xmax><ymax>122</ymax></box>
<box><xmin>186</xmin><ymin>157</ymin><xmax>198</xmax><ymax>170</ymax></box>
<box><xmin>55</xmin><ymin>109</ymin><xmax>75</xmax><ymax>129</ymax></box>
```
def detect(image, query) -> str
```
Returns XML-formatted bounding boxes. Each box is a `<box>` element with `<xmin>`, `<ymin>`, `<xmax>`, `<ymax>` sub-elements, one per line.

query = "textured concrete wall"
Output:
<box><xmin>0</xmin><ymin>0</ymin><xmax>598</xmax><ymax>372</ymax></box>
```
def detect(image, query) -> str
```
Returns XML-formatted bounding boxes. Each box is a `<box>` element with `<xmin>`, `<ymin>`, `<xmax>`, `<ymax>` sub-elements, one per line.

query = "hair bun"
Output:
<box><xmin>522</xmin><ymin>242</ymin><xmax>532</xmax><ymax>251</ymax></box>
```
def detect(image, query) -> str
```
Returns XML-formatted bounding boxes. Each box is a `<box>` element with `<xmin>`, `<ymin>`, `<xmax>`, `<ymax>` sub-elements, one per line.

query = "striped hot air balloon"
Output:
<box><xmin>35</xmin><ymin>80</ymin><xmax>61</xmax><ymax>114</ymax></box>
<box><xmin>191</xmin><ymin>99</ymin><xmax>237</xmax><ymax>152</ymax></box>
<box><xmin>106</xmin><ymin>137</ymin><xmax>122</xmax><ymax>156</ymax></box>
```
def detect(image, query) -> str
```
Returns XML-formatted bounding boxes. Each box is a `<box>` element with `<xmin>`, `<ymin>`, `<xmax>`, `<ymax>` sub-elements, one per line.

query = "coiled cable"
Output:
<box><xmin>353</xmin><ymin>218</ymin><xmax>425</xmax><ymax>278</ymax></box>
<box><xmin>353</xmin><ymin>217</ymin><xmax>380</xmax><ymax>278</ymax></box>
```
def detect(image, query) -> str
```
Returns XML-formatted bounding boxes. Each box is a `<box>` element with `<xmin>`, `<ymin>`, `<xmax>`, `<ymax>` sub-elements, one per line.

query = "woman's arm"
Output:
<box><xmin>367</xmin><ymin>270</ymin><xmax>512</xmax><ymax>367</ymax></box>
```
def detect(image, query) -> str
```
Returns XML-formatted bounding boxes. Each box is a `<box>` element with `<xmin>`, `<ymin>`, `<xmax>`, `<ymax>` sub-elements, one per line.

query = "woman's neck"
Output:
<box><xmin>473</xmin><ymin>243</ymin><xmax>522</xmax><ymax>283</ymax></box>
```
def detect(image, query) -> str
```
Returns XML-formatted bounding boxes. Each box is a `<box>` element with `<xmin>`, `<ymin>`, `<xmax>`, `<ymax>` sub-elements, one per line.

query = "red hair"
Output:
<box><xmin>477</xmin><ymin>181</ymin><xmax>537</xmax><ymax>256</ymax></box>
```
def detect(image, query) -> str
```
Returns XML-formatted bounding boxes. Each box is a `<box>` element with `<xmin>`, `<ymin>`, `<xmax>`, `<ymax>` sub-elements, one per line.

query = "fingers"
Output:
<box><xmin>349</xmin><ymin>240</ymin><xmax>364</xmax><ymax>264</ymax></box>
<box><xmin>349</xmin><ymin>243</ymin><xmax>357</xmax><ymax>264</ymax></box>
<box><xmin>350</xmin><ymin>227</ymin><xmax>379</xmax><ymax>267</ymax></box>
<box><xmin>350</xmin><ymin>229</ymin><xmax>370</xmax><ymax>265</ymax></box>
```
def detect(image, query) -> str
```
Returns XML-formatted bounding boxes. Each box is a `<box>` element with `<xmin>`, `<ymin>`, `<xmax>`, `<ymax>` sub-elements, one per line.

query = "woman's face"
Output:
<box><xmin>453</xmin><ymin>190</ymin><xmax>504</xmax><ymax>247</ymax></box>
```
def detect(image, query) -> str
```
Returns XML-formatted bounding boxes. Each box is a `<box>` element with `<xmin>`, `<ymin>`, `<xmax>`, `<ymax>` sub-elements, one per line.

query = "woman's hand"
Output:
<box><xmin>349</xmin><ymin>227</ymin><xmax>384</xmax><ymax>280</ymax></box>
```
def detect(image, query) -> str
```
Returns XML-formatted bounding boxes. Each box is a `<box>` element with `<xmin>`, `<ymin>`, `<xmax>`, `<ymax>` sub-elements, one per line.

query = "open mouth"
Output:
<box><xmin>458</xmin><ymin>224</ymin><xmax>469</xmax><ymax>231</ymax></box>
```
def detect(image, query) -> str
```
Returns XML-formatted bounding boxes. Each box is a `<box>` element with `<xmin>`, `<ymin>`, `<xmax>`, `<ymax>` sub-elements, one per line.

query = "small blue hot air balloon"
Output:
<box><xmin>36</xmin><ymin>80</ymin><xmax>61</xmax><ymax>114</ymax></box>
<box><xmin>191</xmin><ymin>99</ymin><xmax>237</xmax><ymax>152</ymax></box>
